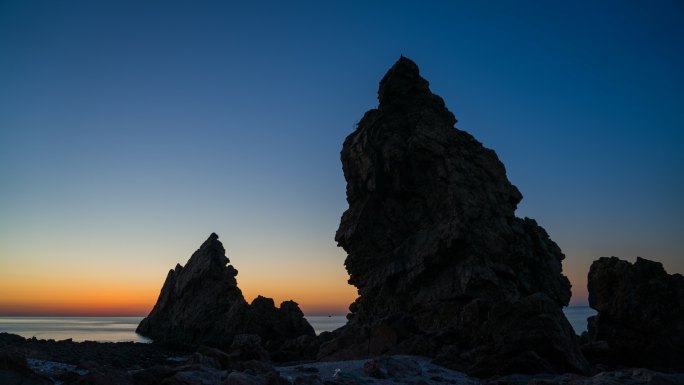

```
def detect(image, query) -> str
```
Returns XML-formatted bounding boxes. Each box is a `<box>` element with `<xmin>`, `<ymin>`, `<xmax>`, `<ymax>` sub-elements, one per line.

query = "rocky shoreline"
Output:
<box><xmin>2</xmin><ymin>333</ymin><xmax>684</xmax><ymax>385</ymax></box>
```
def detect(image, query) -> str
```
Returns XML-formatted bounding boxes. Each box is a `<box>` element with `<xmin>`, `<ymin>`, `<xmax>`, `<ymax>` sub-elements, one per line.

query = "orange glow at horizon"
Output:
<box><xmin>0</xmin><ymin>236</ymin><xmax>592</xmax><ymax>317</ymax></box>
<box><xmin>0</xmin><ymin>276</ymin><xmax>158</xmax><ymax>316</ymax></box>
<box><xmin>0</xmin><ymin>266</ymin><xmax>588</xmax><ymax>316</ymax></box>
<box><xmin>0</xmin><ymin>231</ymin><xmax>359</xmax><ymax>317</ymax></box>
<box><xmin>564</xmin><ymin>258</ymin><xmax>590</xmax><ymax>306</ymax></box>
<box><xmin>0</xmin><ymin>260</ymin><xmax>358</xmax><ymax>317</ymax></box>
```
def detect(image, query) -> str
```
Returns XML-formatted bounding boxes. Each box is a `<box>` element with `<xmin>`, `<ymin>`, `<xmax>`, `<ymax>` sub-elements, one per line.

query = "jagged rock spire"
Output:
<box><xmin>321</xmin><ymin>57</ymin><xmax>588</xmax><ymax>376</ymax></box>
<box><xmin>378</xmin><ymin>56</ymin><xmax>430</xmax><ymax>105</ymax></box>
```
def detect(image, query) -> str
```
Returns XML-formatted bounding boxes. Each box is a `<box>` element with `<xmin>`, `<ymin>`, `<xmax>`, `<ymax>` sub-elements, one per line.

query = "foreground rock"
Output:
<box><xmin>0</xmin><ymin>348</ymin><xmax>51</xmax><ymax>385</ymax></box>
<box><xmin>485</xmin><ymin>369</ymin><xmax>684</xmax><ymax>385</ymax></box>
<box><xmin>278</xmin><ymin>356</ymin><xmax>684</xmax><ymax>385</ymax></box>
<box><xmin>318</xmin><ymin>56</ymin><xmax>589</xmax><ymax>376</ymax></box>
<box><xmin>137</xmin><ymin>233</ymin><xmax>315</xmax><ymax>358</ymax></box>
<box><xmin>0</xmin><ymin>332</ymin><xmax>287</xmax><ymax>385</ymax></box>
<box><xmin>0</xmin><ymin>332</ymin><xmax>181</xmax><ymax>372</ymax></box>
<box><xmin>2</xmin><ymin>334</ymin><xmax>682</xmax><ymax>385</ymax></box>
<box><xmin>0</xmin><ymin>332</ymin><xmax>182</xmax><ymax>384</ymax></box>
<box><xmin>278</xmin><ymin>355</ymin><xmax>478</xmax><ymax>385</ymax></box>
<box><xmin>583</xmin><ymin>256</ymin><xmax>684</xmax><ymax>371</ymax></box>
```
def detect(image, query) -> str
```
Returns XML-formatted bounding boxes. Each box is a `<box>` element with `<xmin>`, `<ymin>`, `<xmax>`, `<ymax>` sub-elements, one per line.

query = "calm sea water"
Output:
<box><xmin>564</xmin><ymin>306</ymin><xmax>597</xmax><ymax>334</ymax></box>
<box><xmin>0</xmin><ymin>317</ymin><xmax>151</xmax><ymax>343</ymax></box>
<box><xmin>306</xmin><ymin>316</ymin><xmax>347</xmax><ymax>335</ymax></box>
<box><xmin>0</xmin><ymin>307</ymin><xmax>595</xmax><ymax>343</ymax></box>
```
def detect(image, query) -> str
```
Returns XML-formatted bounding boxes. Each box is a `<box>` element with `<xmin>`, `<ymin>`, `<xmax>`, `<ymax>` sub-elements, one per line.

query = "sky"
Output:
<box><xmin>0</xmin><ymin>0</ymin><xmax>682</xmax><ymax>316</ymax></box>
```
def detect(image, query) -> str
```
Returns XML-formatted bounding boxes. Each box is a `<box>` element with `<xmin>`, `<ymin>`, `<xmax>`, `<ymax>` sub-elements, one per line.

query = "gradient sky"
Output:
<box><xmin>1</xmin><ymin>1</ymin><xmax>682</xmax><ymax>316</ymax></box>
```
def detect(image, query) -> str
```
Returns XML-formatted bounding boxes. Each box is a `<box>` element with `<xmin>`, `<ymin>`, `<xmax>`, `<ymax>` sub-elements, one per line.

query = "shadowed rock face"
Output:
<box><xmin>137</xmin><ymin>233</ymin><xmax>314</xmax><ymax>356</ymax></box>
<box><xmin>584</xmin><ymin>256</ymin><xmax>684</xmax><ymax>370</ymax></box>
<box><xmin>319</xmin><ymin>56</ymin><xmax>589</xmax><ymax>376</ymax></box>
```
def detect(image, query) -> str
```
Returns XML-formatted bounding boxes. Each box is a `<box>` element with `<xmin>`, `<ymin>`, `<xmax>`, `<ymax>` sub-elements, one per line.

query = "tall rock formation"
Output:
<box><xmin>584</xmin><ymin>256</ymin><xmax>684</xmax><ymax>370</ymax></box>
<box><xmin>137</xmin><ymin>233</ymin><xmax>315</xmax><ymax>357</ymax></box>
<box><xmin>318</xmin><ymin>56</ymin><xmax>589</xmax><ymax>376</ymax></box>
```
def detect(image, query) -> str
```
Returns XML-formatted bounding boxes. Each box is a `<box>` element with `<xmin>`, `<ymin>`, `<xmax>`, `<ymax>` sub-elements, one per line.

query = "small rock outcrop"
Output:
<box><xmin>137</xmin><ymin>233</ymin><xmax>314</xmax><ymax>357</ymax></box>
<box><xmin>584</xmin><ymin>256</ymin><xmax>684</xmax><ymax>370</ymax></box>
<box><xmin>0</xmin><ymin>349</ymin><xmax>52</xmax><ymax>385</ymax></box>
<box><xmin>318</xmin><ymin>56</ymin><xmax>589</xmax><ymax>376</ymax></box>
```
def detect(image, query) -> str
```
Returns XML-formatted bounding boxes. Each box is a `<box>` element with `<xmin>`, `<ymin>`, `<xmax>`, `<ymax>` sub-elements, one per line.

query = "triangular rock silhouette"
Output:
<box><xmin>137</xmin><ymin>233</ymin><xmax>314</xmax><ymax>358</ymax></box>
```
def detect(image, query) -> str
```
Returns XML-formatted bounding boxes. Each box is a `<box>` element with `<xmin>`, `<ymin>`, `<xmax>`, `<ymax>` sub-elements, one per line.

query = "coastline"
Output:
<box><xmin>2</xmin><ymin>331</ymin><xmax>682</xmax><ymax>385</ymax></box>
<box><xmin>0</xmin><ymin>307</ymin><xmax>596</xmax><ymax>344</ymax></box>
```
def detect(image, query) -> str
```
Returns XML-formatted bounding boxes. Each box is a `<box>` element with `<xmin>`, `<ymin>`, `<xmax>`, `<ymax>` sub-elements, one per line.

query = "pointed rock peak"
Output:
<box><xmin>182</xmin><ymin>232</ymin><xmax>230</xmax><ymax>276</ymax></box>
<box><xmin>202</xmin><ymin>232</ymin><xmax>220</xmax><ymax>246</ymax></box>
<box><xmin>137</xmin><ymin>233</ymin><xmax>315</xmax><ymax>352</ymax></box>
<box><xmin>198</xmin><ymin>232</ymin><xmax>225</xmax><ymax>256</ymax></box>
<box><xmin>378</xmin><ymin>56</ymin><xmax>431</xmax><ymax>107</ymax></box>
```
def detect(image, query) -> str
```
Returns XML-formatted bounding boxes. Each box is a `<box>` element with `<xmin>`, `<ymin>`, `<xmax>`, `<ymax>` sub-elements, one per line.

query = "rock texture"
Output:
<box><xmin>2</xmin><ymin>332</ymin><xmax>682</xmax><ymax>385</ymax></box>
<box><xmin>0</xmin><ymin>349</ymin><xmax>52</xmax><ymax>385</ymax></box>
<box><xmin>583</xmin><ymin>256</ymin><xmax>684</xmax><ymax>371</ymax></box>
<box><xmin>137</xmin><ymin>233</ymin><xmax>314</xmax><ymax>357</ymax></box>
<box><xmin>318</xmin><ymin>56</ymin><xmax>589</xmax><ymax>376</ymax></box>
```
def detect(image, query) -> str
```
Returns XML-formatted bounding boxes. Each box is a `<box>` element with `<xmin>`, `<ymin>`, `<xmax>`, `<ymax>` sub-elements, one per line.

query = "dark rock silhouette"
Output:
<box><xmin>3</xmin><ymin>331</ymin><xmax>684</xmax><ymax>385</ymax></box>
<box><xmin>0</xmin><ymin>349</ymin><xmax>52</xmax><ymax>385</ymax></box>
<box><xmin>583</xmin><ymin>256</ymin><xmax>684</xmax><ymax>370</ymax></box>
<box><xmin>318</xmin><ymin>56</ymin><xmax>589</xmax><ymax>376</ymax></box>
<box><xmin>137</xmin><ymin>233</ymin><xmax>314</xmax><ymax>358</ymax></box>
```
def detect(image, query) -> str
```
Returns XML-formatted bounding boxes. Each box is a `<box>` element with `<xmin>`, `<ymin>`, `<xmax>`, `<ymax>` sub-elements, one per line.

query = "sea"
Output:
<box><xmin>0</xmin><ymin>307</ymin><xmax>596</xmax><ymax>343</ymax></box>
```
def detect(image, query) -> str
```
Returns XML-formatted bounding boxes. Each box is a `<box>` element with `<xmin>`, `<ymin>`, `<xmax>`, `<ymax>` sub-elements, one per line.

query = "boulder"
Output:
<box><xmin>137</xmin><ymin>233</ymin><xmax>314</xmax><ymax>356</ymax></box>
<box><xmin>362</xmin><ymin>356</ymin><xmax>421</xmax><ymax>380</ymax></box>
<box><xmin>67</xmin><ymin>369</ymin><xmax>133</xmax><ymax>385</ymax></box>
<box><xmin>229</xmin><ymin>335</ymin><xmax>270</xmax><ymax>362</ymax></box>
<box><xmin>197</xmin><ymin>346</ymin><xmax>233</xmax><ymax>370</ymax></box>
<box><xmin>159</xmin><ymin>365</ymin><xmax>226</xmax><ymax>385</ymax></box>
<box><xmin>583</xmin><ymin>256</ymin><xmax>684</xmax><ymax>370</ymax></box>
<box><xmin>0</xmin><ymin>349</ymin><xmax>52</xmax><ymax>385</ymax></box>
<box><xmin>227</xmin><ymin>370</ymin><xmax>288</xmax><ymax>385</ymax></box>
<box><xmin>225</xmin><ymin>372</ymin><xmax>262</xmax><ymax>385</ymax></box>
<box><xmin>318</xmin><ymin>56</ymin><xmax>589</xmax><ymax>376</ymax></box>
<box><xmin>486</xmin><ymin>369</ymin><xmax>684</xmax><ymax>385</ymax></box>
<box><xmin>132</xmin><ymin>365</ymin><xmax>177</xmax><ymax>385</ymax></box>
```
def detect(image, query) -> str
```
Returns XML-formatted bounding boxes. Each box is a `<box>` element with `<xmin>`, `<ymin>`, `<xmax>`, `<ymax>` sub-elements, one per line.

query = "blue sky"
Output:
<box><xmin>1</xmin><ymin>0</ymin><xmax>682</xmax><ymax>314</ymax></box>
